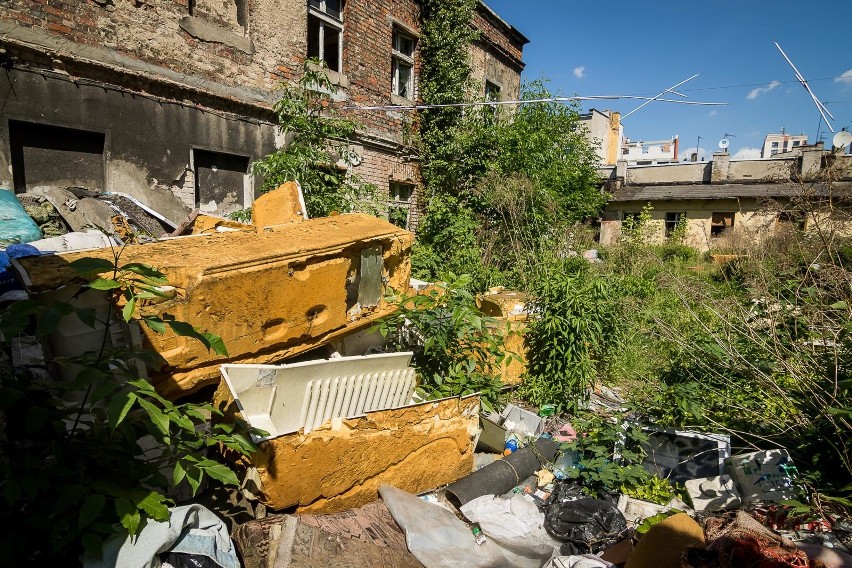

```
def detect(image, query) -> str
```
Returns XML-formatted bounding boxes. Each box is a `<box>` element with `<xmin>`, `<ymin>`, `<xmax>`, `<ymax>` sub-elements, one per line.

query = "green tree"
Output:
<box><xmin>253</xmin><ymin>61</ymin><xmax>382</xmax><ymax>218</ymax></box>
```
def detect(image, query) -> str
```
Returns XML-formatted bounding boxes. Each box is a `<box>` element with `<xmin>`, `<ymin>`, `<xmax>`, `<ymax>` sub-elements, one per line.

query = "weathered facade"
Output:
<box><xmin>0</xmin><ymin>0</ymin><xmax>526</xmax><ymax>229</ymax></box>
<box><xmin>599</xmin><ymin>144</ymin><xmax>852</xmax><ymax>251</ymax></box>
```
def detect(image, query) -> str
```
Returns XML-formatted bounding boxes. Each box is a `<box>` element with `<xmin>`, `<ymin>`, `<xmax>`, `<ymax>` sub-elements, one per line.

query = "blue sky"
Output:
<box><xmin>484</xmin><ymin>1</ymin><xmax>852</xmax><ymax>159</ymax></box>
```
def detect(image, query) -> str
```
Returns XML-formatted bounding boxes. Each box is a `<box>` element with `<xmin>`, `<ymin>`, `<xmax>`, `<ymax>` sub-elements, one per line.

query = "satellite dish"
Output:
<box><xmin>833</xmin><ymin>131</ymin><xmax>852</xmax><ymax>150</ymax></box>
<box><xmin>719</xmin><ymin>139</ymin><xmax>730</xmax><ymax>149</ymax></box>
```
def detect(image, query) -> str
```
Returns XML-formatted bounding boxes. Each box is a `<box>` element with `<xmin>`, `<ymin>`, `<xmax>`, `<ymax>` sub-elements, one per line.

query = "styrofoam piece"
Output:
<box><xmin>501</xmin><ymin>404</ymin><xmax>543</xmax><ymax>438</ymax></box>
<box><xmin>726</xmin><ymin>449</ymin><xmax>798</xmax><ymax>505</ymax></box>
<box><xmin>617</xmin><ymin>495</ymin><xmax>692</xmax><ymax>526</ymax></box>
<box><xmin>477</xmin><ymin>404</ymin><xmax>543</xmax><ymax>453</ymax></box>
<box><xmin>28</xmin><ymin>230</ymin><xmax>115</xmax><ymax>253</ymax></box>
<box><xmin>684</xmin><ymin>474</ymin><xmax>741</xmax><ymax>512</ymax></box>
<box><xmin>220</xmin><ymin>352</ymin><xmax>417</xmax><ymax>440</ymax></box>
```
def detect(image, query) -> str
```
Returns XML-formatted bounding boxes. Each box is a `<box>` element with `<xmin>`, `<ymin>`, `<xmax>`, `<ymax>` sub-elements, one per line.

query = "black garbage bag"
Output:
<box><xmin>544</xmin><ymin>497</ymin><xmax>629</xmax><ymax>555</ymax></box>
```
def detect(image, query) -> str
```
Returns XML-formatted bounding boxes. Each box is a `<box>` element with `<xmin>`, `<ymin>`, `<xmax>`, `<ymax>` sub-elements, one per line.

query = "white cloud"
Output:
<box><xmin>836</xmin><ymin>69</ymin><xmax>852</xmax><ymax>85</ymax></box>
<box><xmin>573</xmin><ymin>66</ymin><xmax>585</xmax><ymax>79</ymax></box>
<box><xmin>747</xmin><ymin>80</ymin><xmax>781</xmax><ymax>100</ymax></box>
<box><xmin>708</xmin><ymin>110</ymin><xmax>718</xmax><ymax>117</ymax></box>
<box><xmin>731</xmin><ymin>147</ymin><xmax>761</xmax><ymax>160</ymax></box>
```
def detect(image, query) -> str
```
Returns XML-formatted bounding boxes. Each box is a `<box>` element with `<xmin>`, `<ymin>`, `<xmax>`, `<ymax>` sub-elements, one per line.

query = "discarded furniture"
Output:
<box><xmin>215</xmin><ymin>367</ymin><xmax>480</xmax><ymax>513</ymax></box>
<box><xmin>220</xmin><ymin>353</ymin><xmax>417</xmax><ymax>438</ymax></box>
<box><xmin>14</xmin><ymin>214</ymin><xmax>412</xmax><ymax>395</ymax></box>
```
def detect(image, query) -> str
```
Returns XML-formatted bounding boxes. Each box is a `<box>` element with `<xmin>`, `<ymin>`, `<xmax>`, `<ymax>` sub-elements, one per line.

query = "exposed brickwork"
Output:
<box><xmin>0</xmin><ymin>0</ymin><xmax>524</xmax><ymax>230</ymax></box>
<box><xmin>0</xmin><ymin>0</ymin><xmax>305</xmax><ymax>95</ymax></box>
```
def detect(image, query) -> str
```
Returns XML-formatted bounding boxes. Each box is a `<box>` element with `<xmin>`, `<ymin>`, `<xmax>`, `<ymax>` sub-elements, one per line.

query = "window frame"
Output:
<box><xmin>664</xmin><ymin>211</ymin><xmax>685</xmax><ymax>237</ymax></box>
<box><xmin>391</xmin><ymin>28</ymin><xmax>415</xmax><ymax>100</ymax></box>
<box><xmin>308</xmin><ymin>0</ymin><xmax>344</xmax><ymax>73</ymax></box>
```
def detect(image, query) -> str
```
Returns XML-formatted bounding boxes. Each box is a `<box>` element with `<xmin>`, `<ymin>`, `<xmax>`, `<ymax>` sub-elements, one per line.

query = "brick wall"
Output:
<box><xmin>0</xmin><ymin>0</ymin><xmax>524</xmax><ymax>229</ymax></box>
<box><xmin>0</xmin><ymin>0</ymin><xmax>305</xmax><ymax>94</ymax></box>
<box><xmin>469</xmin><ymin>3</ymin><xmax>526</xmax><ymax>102</ymax></box>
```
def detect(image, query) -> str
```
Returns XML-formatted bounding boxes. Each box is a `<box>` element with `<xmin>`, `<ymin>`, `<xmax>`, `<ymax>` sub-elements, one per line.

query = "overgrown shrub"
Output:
<box><xmin>253</xmin><ymin>60</ymin><xmax>382</xmax><ymax>217</ymax></box>
<box><xmin>521</xmin><ymin>261</ymin><xmax>620</xmax><ymax>410</ymax></box>
<box><xmin>372</xmin><ymin>274</ymin><xmax>511</xmax><ymax>412</ymax></box>
<box><xmin>0</xmin><ymin>252</ymin><xmax>259</xmax><ymax>562</ymax></box>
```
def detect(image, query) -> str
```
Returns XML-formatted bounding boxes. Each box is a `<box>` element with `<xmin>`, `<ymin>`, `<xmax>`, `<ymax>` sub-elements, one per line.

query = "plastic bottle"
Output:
<box><xmin>504</xmin><ymin>433</ymin><xmax>519</xmax><ymax>455</ymax></box>
<box><xmin>552</xmin><ymin>449</ymin><xmax>579</xmax><ymax>480</ymax></box>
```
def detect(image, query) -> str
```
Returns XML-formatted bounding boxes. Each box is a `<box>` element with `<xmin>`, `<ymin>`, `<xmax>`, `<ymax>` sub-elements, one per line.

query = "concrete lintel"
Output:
<box><xmin>178</xmin><ymin>16</ymin><xmax>255</xmax><ymax>55</ymax></box>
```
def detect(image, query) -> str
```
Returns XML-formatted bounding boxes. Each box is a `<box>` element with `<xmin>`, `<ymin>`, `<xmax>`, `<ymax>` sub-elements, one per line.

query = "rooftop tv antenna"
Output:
<box><xmin>718</xmin><ymin>138</ymin><xmax>730</xmax><ymax>152</ymax></box>
<box><xmin>621</xmin><ymin>74</ymin><xmax>699</xmax><ymax>119</ymax></box>
<box><xmin>774</xmin><ymin>42</ymin><xmax>835</xmax><ymax>133</ymax></box>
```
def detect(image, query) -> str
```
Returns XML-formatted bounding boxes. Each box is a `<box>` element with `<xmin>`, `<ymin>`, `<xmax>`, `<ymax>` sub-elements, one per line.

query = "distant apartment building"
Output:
<box><xmin>761</xmin><ymin>131</ymin><xmax>808</xmax><ymax>158</ymax></box>
<box><xmin>597</xmin><ymin>142</ymin><xmax>852</xmax><ymax>252</ymax></box>
<box><xmin>0</xmin><ymin>0</ymin><xmax>526</xmax><ymax>231</ymax></box>
<box><xmin>621</xmin><ymin>136</ymin><xmax>679</xmax><ymax>165</ymax></box>
<box><xmin>578</xmin><ymin>109</ymin><xmax>623</xmax><ymax>165</ymax></box>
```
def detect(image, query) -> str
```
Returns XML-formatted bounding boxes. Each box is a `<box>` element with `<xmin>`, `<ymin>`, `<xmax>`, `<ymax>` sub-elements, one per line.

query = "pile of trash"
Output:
<box><xmin>96</xmin><ymin>398</ymin><xmax>851</xmax><ymax>568</ymax></box>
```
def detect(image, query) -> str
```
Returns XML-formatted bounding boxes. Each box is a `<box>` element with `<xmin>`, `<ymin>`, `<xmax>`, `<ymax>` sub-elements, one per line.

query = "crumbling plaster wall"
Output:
<box><xmin>604</xmin><ymin>198</ymin><xmax>803</xmax><ymax>251</ymax></box>
<box><xmin>354</xmin><ymin>145</ymin><xmax>422</xmax><ymax>230</ymax></box>
<box><xmin>0</xmin><ymin>67</ymin><xmax>276</xmax><ymax>222</ymax></box>
<box><xmin>468</xmin><ymin>5</ymin><xmax>524</xmax><ymax>101</ymax></box>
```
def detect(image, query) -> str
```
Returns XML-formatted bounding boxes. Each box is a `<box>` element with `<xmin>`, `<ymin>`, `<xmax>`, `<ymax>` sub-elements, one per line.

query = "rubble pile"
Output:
<box><xmin>1</xmin><ymin>184</ymin><xmax>850</xmax><ymax>567</ymax></box>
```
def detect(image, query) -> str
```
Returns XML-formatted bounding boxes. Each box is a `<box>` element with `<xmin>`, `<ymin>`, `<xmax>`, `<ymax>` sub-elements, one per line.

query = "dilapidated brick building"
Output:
<box><xmin>0</xmin><ymin>0</ymin><xmax>526</xmax><ymax>228</ymax></box>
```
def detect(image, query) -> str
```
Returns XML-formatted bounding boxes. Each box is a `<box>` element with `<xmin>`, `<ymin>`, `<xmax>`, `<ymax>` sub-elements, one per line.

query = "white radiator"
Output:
<box><xmin>220</xmin><ymin>352</ymin><xmax>417</xmax><ymax>440</ymax></box>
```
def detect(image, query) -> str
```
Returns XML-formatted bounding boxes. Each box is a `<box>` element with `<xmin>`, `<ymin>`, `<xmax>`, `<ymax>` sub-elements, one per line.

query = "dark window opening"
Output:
<box><xmin>236</xmin><ymin>0</ymin><xmax>248</xmax><ymax>29</ymax></box>
<box><xmin>389</xmin><ymin>181</ymin><xmax>414</xmax><ymax>229</ymax></box>
<box><xmin>307</xmin><ymin>0</ymin><xmax>343</xmax><ymax>73</ymax></box>
<box><xmin>9</xmin><ymin>120</ymin><xmax>105</xmax><ymax>194</ymax></box>
<box><xmin>710</xmin><ymin>212</ymin><xmax>734</xmax><ymax>237</ymax></box>
<box><xmin>485</xmin><ymin>80</ymin><xmax>501</xmax><ymax>101</ymax></box>
<box><xmin>193</xmin><ymin>149</ymin><xmax>249</xmax><ymax>214</ymax></box>
<box><xmin>392</xmin><ymin>29</ymin><xmax>415</xmax><ymax>99</ymax></box>
<box><xmin>665</xmin><ymin>212</ymin><xmax>685</xmax><ymax>237</ymax></box>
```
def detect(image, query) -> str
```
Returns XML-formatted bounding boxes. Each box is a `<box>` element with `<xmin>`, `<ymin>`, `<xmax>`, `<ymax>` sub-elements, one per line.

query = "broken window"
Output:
<box><xmin>388</xmin><ymin>181</ymin><xmax>414</xmax><ymax>229</ymax></box>
<box><xmin>664</xmin><ymin>212</ymin><xmax>685</xmax><ymax>237</ymax></box>
<box><xmin>710</xmin><ymin>212</ymin><xmax>734</xmax><ymax>237</ymax></box>
<box><xmin>391</xmin><ymin>28</ymin><xmax>415</xmax><ymax>99</ymax></box>
<box><xmin>485</xmin><ymin>80</ymin><xmax>501</xmax><ymax>101</ymax></box>
<box><xmin>193</xmin><ymin>149</ymin><xmax>250</xmax><ymax>214</ymax></box>
<box><xmin>308</xmin><ymin>0</ymin><xmax>343</xmax><ymax>73</ymax></box>
<box><xmin>9</xmin><ymin>120</ymin><xmax>105</xmax><ymax>194</ymax></box>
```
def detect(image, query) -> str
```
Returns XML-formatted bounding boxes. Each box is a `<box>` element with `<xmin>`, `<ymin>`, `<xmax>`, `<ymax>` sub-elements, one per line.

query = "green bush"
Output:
<box><xmin>654</xmin><ymin>243</ymin><xmax>698</xmax><ymax>264</ymax></box>
<box><xmin>521</xmin><ymin>260</ymin><xmax>620</xmax><ymax>410</ymax></box>
<box><xmin>372</xmin><ymin>274</ymin><xmax>511</xmax><ymax>412</ymax></box>
<box><xmin>0</xmin><ymin>254</ymin><xmax>260</xmax><ymax>562</ymax></box>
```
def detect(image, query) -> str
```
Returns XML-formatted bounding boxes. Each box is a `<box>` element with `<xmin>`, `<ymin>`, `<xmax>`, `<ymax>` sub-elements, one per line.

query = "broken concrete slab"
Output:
<box><xmin>252</xmin><ymin>182</ymin><xmax>307</xmax><ymax>229</ymax></box>
<box><xmin>35</xmin><ymin>187</ymin><xmax>117</xmax><ymax>234</ymax></box>
<box><xmin>16</xmin><ymin>214</ymin><xmax>413</xmax><ymax>395</ymax></box>
<box><xmin>215</xmin><ymin>384</ymin><xmax>479</xmax><ymax>513</ymax></box>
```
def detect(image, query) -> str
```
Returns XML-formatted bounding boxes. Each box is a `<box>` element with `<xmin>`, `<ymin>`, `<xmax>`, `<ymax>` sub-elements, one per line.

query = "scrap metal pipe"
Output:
<box><xmin>441</xmin><ymin>438</ymin><xmax>560</xmax><ymax>507</ymax></box>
